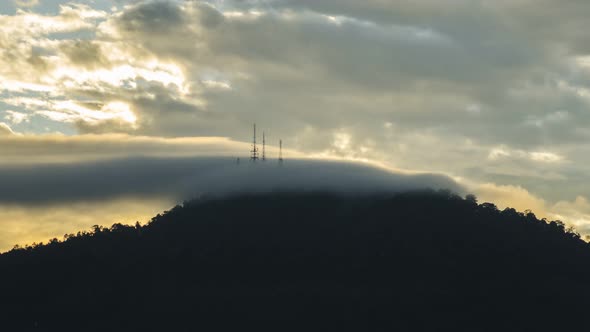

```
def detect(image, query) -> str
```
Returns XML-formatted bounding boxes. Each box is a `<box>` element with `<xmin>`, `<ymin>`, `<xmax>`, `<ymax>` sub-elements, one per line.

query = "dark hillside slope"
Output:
<box><xmin>1</xmin><ymin>191</ymin><xmax>590</xmax><ymax>331</ymax></box>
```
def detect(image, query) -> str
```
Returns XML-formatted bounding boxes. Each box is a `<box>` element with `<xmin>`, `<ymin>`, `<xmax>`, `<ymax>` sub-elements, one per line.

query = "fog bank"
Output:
<box><xmin>0</xmin><ymin>157</ymin><xmax>462</xmax><ymax>205</ymax></box>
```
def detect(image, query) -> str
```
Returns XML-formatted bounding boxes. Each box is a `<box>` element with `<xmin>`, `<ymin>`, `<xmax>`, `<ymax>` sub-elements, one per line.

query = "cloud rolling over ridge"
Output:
<box><xmin>0</xmin><ymin>152</ymin><xmax>460</xmax><ymax>251</ymax></box>
<box><xmin>0</xmin><ymin>157</ymin><xmax>463</xmax><ymax>205</ymax></box>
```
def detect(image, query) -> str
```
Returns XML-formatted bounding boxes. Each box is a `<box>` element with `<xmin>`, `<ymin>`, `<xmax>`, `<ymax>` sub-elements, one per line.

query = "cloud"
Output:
<box><xmin>0</xmin><ymin>122</ymin><xmax>14</xmax><ymax>135</ymax></box>
<box><xmin>58</xmin><ymin>40</ymin><xmax>107</xmax><ymax>69</ymax></box>
<box><xmin>0</xmin><ymin>134</ymin><xmax>255</xmax><ymax>162</ymax></box>
<box><xmin>487</xmin><ymin>146</ymin><xmax>564</xmax><ymax>164</ymax></box>
<box><xmin>2</xmin><ymin>0</ymin><xmax>590</xmax><ymax>151</ymax></box>
<box><xmin>0</xmin><ymin>155</ymin><xmax>462</xmax><ymax>206</ymax></box>
<box><xmin>0</xmin><ymin>133</ymin><xmax>460</xmax><ymax>204</ymax></box>
<box><xmin>0</xmin><ymin>155</ymin><xmax>458</xmax><ymax>252</ymax></box>
<box><xmin>14</xmin><ymin>0</ymin><xmax>39</xmax><ymax>8</ymax></box>
<box><xmin>4</xmin><ymin>110</ymin><xmax>30</xmax><ymax>124</ymax></box>
<box><xmin>0</xmin><ymin>133</ymin><xmax>461</xmax><ymax>251</ymax></box>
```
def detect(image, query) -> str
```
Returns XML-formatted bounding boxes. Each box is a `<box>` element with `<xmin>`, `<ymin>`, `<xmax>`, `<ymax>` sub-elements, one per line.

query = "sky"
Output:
<box><xmin>2</xmin><ymin>0</ymin><xmax>590</xmax><ymax>249</ymax></box>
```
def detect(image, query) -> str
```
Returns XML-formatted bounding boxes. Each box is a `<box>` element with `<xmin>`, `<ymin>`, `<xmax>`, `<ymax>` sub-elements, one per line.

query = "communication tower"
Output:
<box><xmin>279</xmin><ymin>139</ymin><xmax>284</xmax><ymax>165</ymax></box>
<box><xmin>250</xmin><ymin>124</ymin><xmax>259</xmax><ymax>161</ymax></box>
<box><xmin>262</xmin><ymin>132</ymin><xmax>266</xmax><ymax>161</ymax></box>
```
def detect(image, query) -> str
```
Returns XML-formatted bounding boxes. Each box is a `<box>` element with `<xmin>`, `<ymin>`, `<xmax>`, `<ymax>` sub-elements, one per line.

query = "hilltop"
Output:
<box><xmin>1</xmin><ymin>190</ymin><xmax>589</xmax><ymax>331</ymax></box>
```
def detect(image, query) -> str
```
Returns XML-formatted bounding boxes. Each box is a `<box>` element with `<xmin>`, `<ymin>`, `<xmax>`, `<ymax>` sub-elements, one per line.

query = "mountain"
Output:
<box><xmin>1</xmin><ymin>190</ymin><xmax>589</xmax><ymax>331</ymax></box>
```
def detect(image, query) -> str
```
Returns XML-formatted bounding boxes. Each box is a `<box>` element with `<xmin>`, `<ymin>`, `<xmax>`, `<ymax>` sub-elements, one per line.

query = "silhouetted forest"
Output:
<box><xmin>1</xmin><ymin>190</ymin><xmax>590</xmax><ymax>331</ymax></box>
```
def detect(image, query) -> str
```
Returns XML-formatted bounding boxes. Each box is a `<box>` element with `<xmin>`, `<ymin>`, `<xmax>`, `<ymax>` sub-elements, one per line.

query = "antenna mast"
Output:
<box><xmin>250</xmin><ymin>124</ymin><xmax>259</xmax><ymax>161</ymax></box>
<box><xmin>279</xmin><ymin>139</ymin><xmax>283</xmax><ymax>165</ymax></box>
<box><xmin>262</xmin><ymin>132</ymin><xmax>266</xmax><ymax>161</ymax></box>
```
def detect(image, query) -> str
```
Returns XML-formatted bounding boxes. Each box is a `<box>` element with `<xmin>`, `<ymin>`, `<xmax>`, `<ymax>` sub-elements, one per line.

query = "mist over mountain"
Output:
<box><xmin>0</xmin><ymin>155</ymin><xmax>467</xmax><ymax>252</ymax></box>
<box><xmin>1</xmin><ymin>191</ymin><xmax>589</xmax><ymax>331</ymax></box>
<box><xmin>0</xmin><ymin>156</ymin><xmax>461</xmax><ymax>204</ymax></box>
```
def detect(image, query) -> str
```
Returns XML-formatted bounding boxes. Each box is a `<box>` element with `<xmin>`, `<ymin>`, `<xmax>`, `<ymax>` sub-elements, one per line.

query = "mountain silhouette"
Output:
<box><xmin>1</xmin><ymin>190</ymin><xmax>589</xmax><ymax>331</ymax></box>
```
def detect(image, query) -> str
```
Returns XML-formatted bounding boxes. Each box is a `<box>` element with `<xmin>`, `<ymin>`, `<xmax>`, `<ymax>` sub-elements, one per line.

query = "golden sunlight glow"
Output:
<box><xmin>103</xmin><ymin>101</ymin><xmax>137</xmax><ymax>124</ymax></box>
<box><xmin>202</xmin><ymin>79</ymin><xmax>232</xmax><ymax>90</ymax></box>
<box><xmin>51</xmin><ymin>62</ymin><xmax>186</xmax><ymax>93</ymax></box>
<box><xmin>222</xmin><ymin>10</ymin><xmax>265</xmax><ymax>19</ymax></box>
<box><xmin>32</xmin><ymin>100</ymin><xmax>137</xmax><ymax>125</ymax></box>
<box><xmin>0</xmin><ymin>198</ymin><xmax>173</xmax><ymax>252</ymax></box>
<box><xmin>529</xmin><ymin>152</ymin><xmax>563</xmax><ymax>163</ymax></box>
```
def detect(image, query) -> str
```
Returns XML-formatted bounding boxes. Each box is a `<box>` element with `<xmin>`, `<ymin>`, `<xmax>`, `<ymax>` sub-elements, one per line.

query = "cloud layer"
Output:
<box><xmin>0</xmin><ymin>134</ymin><xmax>461</xmax><ymax>251</ymax></box>
<box><xmin>0</xmin><ymin>154</ymin><xmax>462</xmax><ymax>205</ymax></box>
<box><xmin>0</xmin><ymin>1</ymin><xmax>588</xmax><ymax>202</ymax></box>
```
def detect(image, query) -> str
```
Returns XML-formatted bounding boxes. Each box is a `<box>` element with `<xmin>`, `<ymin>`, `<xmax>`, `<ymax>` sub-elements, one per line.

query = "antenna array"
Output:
<box><xmin>250</xmin><ymin>124</ymin><xmax>259</xmax><ymax>161</ymax></box>
<box><xmin>243</xmin><ymin>124</ymin><xmax>283</xmax><ymax>164</ymax></box>
<box><xmin>279</xmin><ymin>139</ymin><xmax>283</xmax><ymax>165</ymax></box>
<box><xmin>262</xmin><ymin>132</ymin><xmax>266</xmax><ymax>161</ymax></box>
